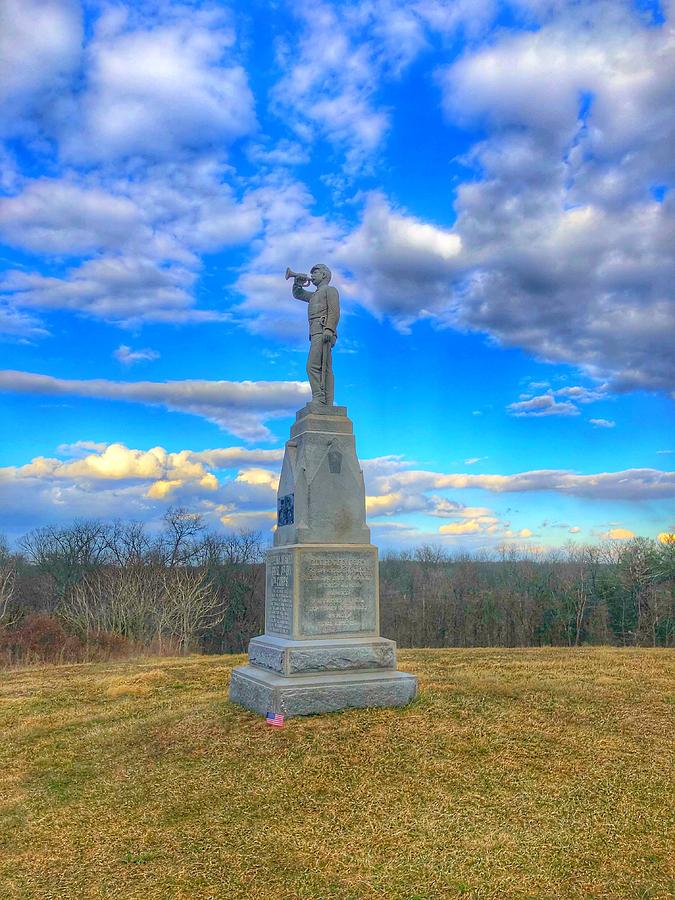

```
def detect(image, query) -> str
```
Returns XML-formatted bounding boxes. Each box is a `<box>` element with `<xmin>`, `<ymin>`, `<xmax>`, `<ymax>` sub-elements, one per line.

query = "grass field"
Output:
<box><xmin>0</xmin><ymin>649</ymin><xmax>673</xmax><ymax>900</ymax></box>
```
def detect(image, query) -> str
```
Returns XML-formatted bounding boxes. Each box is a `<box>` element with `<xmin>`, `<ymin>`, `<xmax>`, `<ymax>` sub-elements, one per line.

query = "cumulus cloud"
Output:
<box><xmin>0</xmin><ymin>0</ymin><xmax>83</xmax><ymax>137</ymax></box>
<box><xmin>507</xmin><ymin>383</ymin><xmax>614</xmax><ymax>419</ymax></box>
<box><xmin>603</xmin><ymin>528</ymin><xmax>635</xmax><ymax>540</ymax></box>
<box><xmin>0</xmin><ymin>180</ymin><xmax>148</xmax><ymax>255</ymax></box>
<box><xmin>1</xmin><ymin>258</ymin><xmax>206</xmax><ymax>327</ymax></box>
<box><xmin>113</xmin><ymin>345</ymin><xmax>160</xmax><ymax>366</ymax></box>
<box><xmin>361</xmin><ymin>454</ymin><xmax>675</xmax><ymax>510</ymax></box>
<box><xmin>435</xmin><ymin>3</ymin><xmax>675</xmax><ymax>393</ymax></box>
<box><xmin>64</xmin><ymin>7</ymin><xmax>255</xmax><ymax>162</ymax></box>
<box><xmin>439</xmin><ymin>521</ymin><xmax>481</xmax><ymax>535</ymax></box>
<box><xmin>0</xmin><ymin>441</ymin><xmax>284</xmax><ymax>535</ymax></box>
<box><xmin>590</xmin><ymin>418</ymin><xmax>615</xmax><ymax>429</ymax></box>
<box><xmin>0</xmin><ymin>3</ymin><xmax>262</xmax><ymax>334</ymax></box>
<box><xmin>338</xmin><ymin>193</ymin><xmax>462</xmax><ymax>324</ymax></box>
<box><xmin>3</xmin><ymin>0</ymin><xmax>674</xmax><ymax>403</ymax></box>
<box><xmin>271</xmin><ymin>2</ymin><xmax>394</xmax><ymax>171</ymax></box>
<box><xmin>0</xmin><ymin>162</ymin><xmax>263</xmax><ymax>327</ymax></box>
<box><xmin>1</xmin><ymin>441</ymin><xmax>670</xmax><ymax>543</ymax></box>
<box><xmin>0</xmin><ymin>370</ymin><xmax>310</xmax><ymax>441</ymax></box>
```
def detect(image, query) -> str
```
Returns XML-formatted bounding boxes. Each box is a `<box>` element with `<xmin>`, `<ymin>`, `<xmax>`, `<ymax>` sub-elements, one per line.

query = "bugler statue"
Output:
<box><xmin>285</xmin><ymin>263</ymin><xmax>340</xmax><ymax>406</ymax></box>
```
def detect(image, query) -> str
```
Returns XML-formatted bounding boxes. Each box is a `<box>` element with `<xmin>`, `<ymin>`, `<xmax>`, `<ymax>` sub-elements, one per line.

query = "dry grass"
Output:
<box><xmin>0</xmin><ymin>648</ymin><xmax>673</xmax><ymax>900</ymax></box>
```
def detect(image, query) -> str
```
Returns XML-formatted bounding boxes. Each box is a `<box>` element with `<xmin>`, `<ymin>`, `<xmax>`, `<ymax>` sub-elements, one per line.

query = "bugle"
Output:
<box><xmin>285</xmin><ymin>267</ymin><xmax>311</xmax><ymax>286</ymax></box>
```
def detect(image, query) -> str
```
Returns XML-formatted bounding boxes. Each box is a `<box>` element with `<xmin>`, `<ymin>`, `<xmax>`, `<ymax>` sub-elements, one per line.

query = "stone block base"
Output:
<box><xmin>248</xmin><ymin>634</ymin><xmax>396</xmax><ymax>676</ymax></box>
<box><xmin>229</xmin><ymin>665</ymin><xmax>418</xmax><ymax>718</ymax></box>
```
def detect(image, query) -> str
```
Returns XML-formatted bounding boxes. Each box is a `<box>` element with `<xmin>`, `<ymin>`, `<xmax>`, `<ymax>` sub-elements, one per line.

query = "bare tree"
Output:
<box><xmin>19</xmin><ymin>520</ymin><xmax>109</xmax><ymax>600</ymax></box>
<box><xmin>159</xmin><ymin>508</ymin><xmax>205</xmax><ymax>568</ymax></box>
<box><xmin>163</xmin><ymin>567</ymin><xmax>223</xmax><ymax>654</ymax></box>
<box><xmin>619</xmin><ymin>538</ymin><xmax>658</xmax><ymax>645</ymax></box>
<box><xmin>103</xmin><ymin>520</ymin><xmax>152</xmax><ymax>566</ymax></box>
<box><xmin>61</xmin><ymin>564</ymin><xmax>164</xmax><ymax>647</ymax></box>
<box><xmin>561</xmin><ymin>543</ymin><xmax>602</xmax><ymax>646</ymax></box>
<box><xmin>0</xmin><ymin>535</ymin><xmax>17</xmax><ymax>625</ymax></box>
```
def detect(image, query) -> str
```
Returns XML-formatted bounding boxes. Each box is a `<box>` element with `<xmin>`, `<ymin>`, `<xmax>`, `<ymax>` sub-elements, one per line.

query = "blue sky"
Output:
<box><xmin>0</xmin><ymin>0</ymin><xmax>673</xmax><ymax>550</ymax></box>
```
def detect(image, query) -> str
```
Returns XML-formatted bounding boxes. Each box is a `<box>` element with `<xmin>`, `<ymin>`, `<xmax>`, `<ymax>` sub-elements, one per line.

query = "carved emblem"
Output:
<box><xmin>328</xmin><ymin>449</ymin><xmax>342</xmax><ymax>473</ymax></box>
<box><xmin>277</xmin><ymin>493</ymin><xmax>294</xmax><ymax>526</ymax></box>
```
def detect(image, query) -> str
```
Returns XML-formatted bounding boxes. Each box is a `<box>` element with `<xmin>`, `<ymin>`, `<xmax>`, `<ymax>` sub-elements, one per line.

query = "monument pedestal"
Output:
<box><xmin>229</xmin><ymin>666</ymin><xmax>417</xmax><ymax>718</ymax></box>
<box><xmin>229</xmin><ymin>403</ymin><xmax>417</xmax><ymax>717</ymax></box>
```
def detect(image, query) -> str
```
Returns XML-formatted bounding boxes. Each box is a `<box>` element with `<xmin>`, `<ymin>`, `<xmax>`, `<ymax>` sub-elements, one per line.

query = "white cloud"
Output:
<box><xmin>507</xmin><ymin>384</ymin><xmax>613</xmax><ymax>419</ymax></box>
<box><xmin>0</xmin><ymin>441</ymin><xmax>285</xmax><ymax>536</ymax></box>
<box><xmin>231</xmin><ymin>186</ymin><xmax>466</xmax><ymax>341</ymax></box>
<box><xmin>64</xmin><ymin>8</ymin><xmax>255</xmax><ymax>162</ymax></box>
<box><xmin>56</xmin><ymin>440</ymin><xmax>109</xmax><ymax>458</ymax></box>
<box><xmin>0</xmin><ymin>4</ymin><xmax>263</xmax><ymax>335</ymax></box>
<box><xmin>507</xmin><ymin>393</ymin><xmax>579</xmax><ymax>418</ymax></box>
<box><xmin>114</xmin><ymin>345</ymin><xmax>160</xmax><ymax>366</ymax></box>
<box><xmin>0</xmin><ymin>179</ymin><xmax>148</xmax><ymax>255</ymax></box>
<box><xmin>0</xmin><ymin>0</ymin><xmax>83</xmax><ymax>137</ymax></box>
<box><xmin>0</xmin><ymin>302</ymin><xmax>48</xmax><ymax>341</ymax></box>
<box><xmin>0</xmin><ymin>370</ymin><xmax>311</xmax><ymax>441</ymax></box>
<box><xmin>590</xmin><ymin>418</ymin><xmax>615</xmax><ymax>429</ymax></box>
<box><xmin>434</xmin><ymin>4</ymin><xmax>675</xmax><ymax>394</ymax></box>
<box><xmin>1</xmin><ymin>257</ymin><xmax>205</xmax><ymax>327</ymax></box>
<box><xmin>269</xmin><ymin>0</ymin><xmax>497</xmax><ymax>174</ymax></box>
<box><xmin>271</xmin><ymin>2</ymin><xmax>391</xmax><ymax>172</ymax></box>
<box><xmin>192</xmin><ymin>447</ymin><xmax>284</xmax><ymax>469</ymax></box>
<box><xmin>370</xmin><ymin>463</ymin><xmax>675</xmax><ymax>502</ymax></box>
<box><xmin>338</xmin><ymin>193</ymin><xmax>462</xmax><ymax>323</ymax></box>
<box><xmin>1</xmin><ymin>441</ymin><xmax>670</xmax><ymax>544</ymax></box>
<box><xmin>0</xmin><ymin>161</ymin><xmax>263</xmax><ymax>328</ymax></box>
<box><xmin>439</xmin><ymin>520</ymin><xmax>481</xmax><ymax>535</ymax></box>
<box><xmin>255</xmin><ymin>5</ymin><xmax>673</xmax><ymax>394</ymax></box>
<box><xmin>603</xmin><ymin>528</ymin><xmax>635</xmax><ymax>541</ymax></box>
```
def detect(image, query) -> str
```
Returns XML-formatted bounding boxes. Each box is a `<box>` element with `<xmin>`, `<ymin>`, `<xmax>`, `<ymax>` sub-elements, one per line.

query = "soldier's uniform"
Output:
<box><xmin>293</xmin><ymin>281</ymin><xmax>340</xmax><ymax>404</ymax></box>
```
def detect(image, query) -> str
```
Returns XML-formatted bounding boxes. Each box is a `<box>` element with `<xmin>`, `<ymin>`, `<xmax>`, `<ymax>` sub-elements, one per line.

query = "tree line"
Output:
<box><xmin>1</xmin><ymin>511</ymin><xmax>673</xmax><ymax>665</ymax></box>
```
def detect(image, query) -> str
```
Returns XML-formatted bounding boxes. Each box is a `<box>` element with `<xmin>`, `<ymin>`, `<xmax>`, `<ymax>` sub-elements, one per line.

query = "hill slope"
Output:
<box><xmin>1</xmin><ymin>649</ymin><xmax>673</xmax><ymax>899</ymax></box>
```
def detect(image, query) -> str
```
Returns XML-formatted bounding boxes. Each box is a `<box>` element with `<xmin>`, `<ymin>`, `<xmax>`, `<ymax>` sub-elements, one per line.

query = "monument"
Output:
<box><xmin>229</xmin><ymin>264</ymin><xmax>418</xmax><ymax>717</ymax></box>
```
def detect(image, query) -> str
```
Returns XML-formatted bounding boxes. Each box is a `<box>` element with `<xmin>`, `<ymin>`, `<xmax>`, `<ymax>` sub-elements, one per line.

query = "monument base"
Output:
<box><xmin>248</xmin><ymin>634</ymin><xmax>397</xmax><ymax>675</ymax></box>
<box><xmin>229</xmin><ymin>665</ymin><xmax>417</xmax><ymax>718</ymax></box>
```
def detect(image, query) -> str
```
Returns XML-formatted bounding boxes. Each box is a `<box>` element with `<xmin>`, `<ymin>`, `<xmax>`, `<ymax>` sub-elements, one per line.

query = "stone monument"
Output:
<box><xmin>229</xmin><ymin>264</ymin><xmax>417</xmax><ymax>717</ymax></box>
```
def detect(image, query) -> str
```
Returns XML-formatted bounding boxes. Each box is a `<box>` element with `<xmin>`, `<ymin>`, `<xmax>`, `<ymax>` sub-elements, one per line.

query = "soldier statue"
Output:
<box><xmin>286</xmin><ymin>263</ymin><xmax>340</xmax><ymax>406</ymax></box>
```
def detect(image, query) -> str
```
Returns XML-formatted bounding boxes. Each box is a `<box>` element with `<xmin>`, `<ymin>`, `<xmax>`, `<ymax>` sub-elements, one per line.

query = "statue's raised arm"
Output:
<box><xmin>285</xmin><ymin>267</ymin><xmax>313</xmax><ymax>302</ymax></box>
<box><xmin>285</xmin><ymin>263</ymin><xmax>340</xmax><ymax>406</ymax></box>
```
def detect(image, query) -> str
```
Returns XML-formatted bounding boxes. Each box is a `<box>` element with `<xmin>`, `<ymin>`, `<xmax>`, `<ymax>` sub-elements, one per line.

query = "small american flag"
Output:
<box><xmin>266</xmin><ymin>711</ymin><xmax>285</xmax><ymax>727</ymax></box>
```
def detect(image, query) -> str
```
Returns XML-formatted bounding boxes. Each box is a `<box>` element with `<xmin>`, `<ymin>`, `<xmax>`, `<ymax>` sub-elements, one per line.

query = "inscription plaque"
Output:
<box><xmin>299</xmin><ymin>549</ymin><xmax>377</xmax><ymax>636</ymax></box>
<box><xmin>266</xmin><ymin>551</ymin><xmax>293</xmax><ymax>635</ymax></box>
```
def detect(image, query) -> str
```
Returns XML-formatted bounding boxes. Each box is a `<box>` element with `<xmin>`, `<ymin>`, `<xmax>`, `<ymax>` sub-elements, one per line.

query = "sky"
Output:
<box><xmin>0</xmin><ymin>0</ymin><xmax>673</xmax><ymax>552</ymax></box>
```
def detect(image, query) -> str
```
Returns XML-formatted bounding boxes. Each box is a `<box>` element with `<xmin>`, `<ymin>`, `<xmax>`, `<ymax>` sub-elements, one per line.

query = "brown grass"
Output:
<box><xmin>0</xmin><ymin>648</ymin><xmax>673</xmax><ymax>899</ymax></box>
